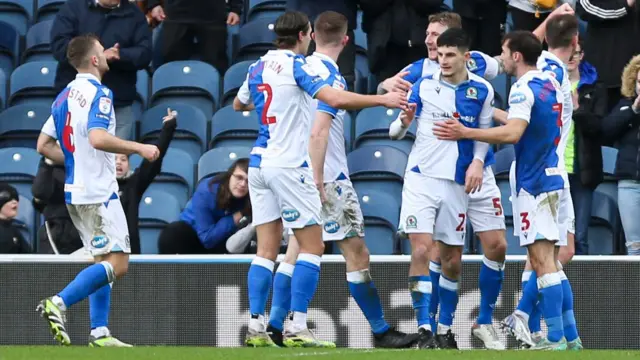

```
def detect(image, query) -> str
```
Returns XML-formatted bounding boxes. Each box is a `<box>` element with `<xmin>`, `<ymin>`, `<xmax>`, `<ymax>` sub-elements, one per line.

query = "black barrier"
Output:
<box><xmin>0</xmin><ymin>256</ymin><xmax>637</xmax><ymax>349</ymax></box>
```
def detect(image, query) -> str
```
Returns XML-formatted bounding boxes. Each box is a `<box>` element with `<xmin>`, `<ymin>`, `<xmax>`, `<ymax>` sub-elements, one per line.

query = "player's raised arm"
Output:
<box><xmin>36</xmin><ymin>116</ymin><xmax>65</xmax><ymax>164</ymax></box>
<box><xmin>532</xmin><ymin>3</ymin><xmax>575</xmax><ymax>42</ymax></box>
<box><xmin>389</xmin><ymin>80</ymin><xmax>422</xmax><ymax>139</ymax></box>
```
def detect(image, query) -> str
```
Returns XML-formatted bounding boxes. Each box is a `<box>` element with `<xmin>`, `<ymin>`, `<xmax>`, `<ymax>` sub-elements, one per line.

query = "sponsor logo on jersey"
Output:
<box><xmin>91</xmin><ymin>235</ymin><xmax>109</xmax><ymax>249</ymax></box>
<box><xmin>406</xmin><ymin>215</ymin><xmax>417</xmax><ymax>229</ymax></box>
<box><xmin>282</xmin><ymin>209</ymin><xmax>301</xmax><ymax>222</ymax></box>
<box><xmin>98</xmin><ymin>97</ymin><xmax>112</xmax><ymax>114</ymax></box>
<box><xmin>465</xmin><ymin>87</ymin><xmax>478</xmax><ymax>99</ymax></box>
<box><xmin>324</xmin><ymin>221</ymin><xmax>340</xmax><ymax>234</ymax></box>
<box><xmin>509</xmin><ymin>92</ymin><xmax>527</xmax><ymax>104</ymax></box>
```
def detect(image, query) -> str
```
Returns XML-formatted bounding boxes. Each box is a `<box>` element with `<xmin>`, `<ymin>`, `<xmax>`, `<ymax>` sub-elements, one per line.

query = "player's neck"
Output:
<box><xmin>569</xmin><ymin>68</ymin><xmax>580</xmax><ymax>83</ymax></box>
<box><xmin>76</xmin><ymin>68</ymin><xmax>102</xmax><ymax>82</ymax></box>
<box><xmin>548</xmin><ymin>47</ymin><xmax>572</xmax><ymax>65</ymax></box>
<box><xmin>314</xmin><ymin>46</ymin><xmax>340</xmax><ymax>63</ymax></box>
<box><xmin>441</xmin><ymin>70</ymin><xmax>468</xmax><ymax>86</ymax></box>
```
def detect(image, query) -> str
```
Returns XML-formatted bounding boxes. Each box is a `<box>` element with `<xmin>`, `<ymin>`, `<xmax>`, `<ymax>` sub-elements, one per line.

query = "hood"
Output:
<box><xmin>578</xmin><ymin>61</ymin><xmax>598</xmax><ymax>88</ymax></box>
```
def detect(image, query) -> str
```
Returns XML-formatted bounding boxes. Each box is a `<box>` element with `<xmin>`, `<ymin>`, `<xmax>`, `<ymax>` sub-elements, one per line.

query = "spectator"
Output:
<box><xmin>601</xmin><ymin>55</ymin><xmax>640</xmax><ymax>255</ymax></box>
<box><xmin>453</xmin><ymin>0</ymin><xmax>506</xmax><ymax>56</ymax></box>
<box><xmin>158</xmin><ymin>158</ymin><xmax>254</xmax><ymax>254</ymax></box>
<box><xmin>567</xmin><ymin>39</ymin><xmax>608</xmax><ymax>255</ymax></box>
<box><xmin>508</xmin><ymin>0</ymin><xmax>565</xmax><ymax>31</ymax></box>
<box><xmin>147</xmin><ymin>0</ymin><xmax>242</xmax><ymax>73</ymax></box>
<box><xmin>288</xmin><ymin>0</ymin><xmax>358</xmax><ymax>91</ymax></box>
<box><xmin>32</xmin><ymin>157</ymin><xmax>82</xmax><ymax>254</ymax></box>
<box><xmin>51</xmin><ymin>0</ymin><xmax>152</xmax><ymax>140</ymax></box>
<box><xmin>577</xmin><ymin>0</ymin><xmax>640</xmax><ymax>111</ymax></box>
<box><xmin>0</xmin><ymin>183</ymin><xmax>32</xmax><ymax>254</ymax></box>
<box><xmin>360</xmin><ymin>0</ymin><xmax>444</xmax><ymax>83</ymax></box>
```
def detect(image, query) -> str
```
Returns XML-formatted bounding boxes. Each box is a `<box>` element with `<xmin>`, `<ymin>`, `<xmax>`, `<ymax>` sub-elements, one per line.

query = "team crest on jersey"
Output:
<box><xmin>98</xmin><ymin>97</ymin><xmax>111</xmax><ymax>114</ymax></box>
<box><xmin>465</xmin><ymin>87</ymin><xmax>478</xmax><ymax>99</ymax></box>
<box><xmin>406</xmin><ymin>215</ymin><xmax>417</xmax><ymax>229</ymax></box>
<box><xmin>466</xmin><ymin>58</ymin><xmax>478</xmax><ymax>71</ymax></box>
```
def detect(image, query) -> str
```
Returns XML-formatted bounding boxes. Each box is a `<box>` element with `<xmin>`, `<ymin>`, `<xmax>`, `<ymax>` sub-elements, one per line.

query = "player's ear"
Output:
<box><xmin>311</xmin><ymin>32</ymin><xmax>316</xmax><ymax>41</ymax></box>
<box><xmin>342</xmin><ymin>34</ymin><xmax>349</xmax><ymax>47</ymax></box>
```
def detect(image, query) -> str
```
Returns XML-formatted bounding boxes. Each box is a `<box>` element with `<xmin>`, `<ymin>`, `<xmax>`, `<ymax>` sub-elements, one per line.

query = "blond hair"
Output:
<box><xmin>621</xmin><ymin>54</ymin><xmax>640</xmax><ymax>98</ymax></box>
<box><xmin>428</xmin><ymin>12</ymin><xmax>462</xmax><ymax>29</ymax></box>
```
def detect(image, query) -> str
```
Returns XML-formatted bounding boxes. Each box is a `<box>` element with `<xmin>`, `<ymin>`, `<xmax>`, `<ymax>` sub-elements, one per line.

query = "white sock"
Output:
<box><xmin>418</xmin><ymin>324</ymin><xmax>432</xmax><ymax>332</ymax></box>
<box><xmin>90</xmin><ymin>326</ymin><xmax>110</xmax><ymax>338</ymax></box>
<box><xmin>51</xmin><ymin>295</ymin><xmax>67</xmax><ymax>311</ymax></box>
<box><xmin>291</xmin><ymin>311</ymin><xmax>308</xmax><ymax>332</ymax></box>
<box><xmin>249</xmin><ymin>315</ymin><xmax>265</xmax><ymax>332</ymax></box>
<box><xmin>437</xmin><ymin>324</ymin><xmax>450</xmax><ymax>335</ymax></box>
<box><xmin>514</xmin><ymin>309</ymin><xmax>530</xmax><ymax>323</ymax></box>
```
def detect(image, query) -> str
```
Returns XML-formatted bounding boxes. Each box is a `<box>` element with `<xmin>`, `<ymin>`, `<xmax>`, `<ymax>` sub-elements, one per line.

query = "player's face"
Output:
<box><xmin>567</xmin><ymin>44</ymin><xmax>583</xmax><ymax>73</ymax></box>
<box><xmin>92</xmin><ymin>41</ymin><xmax>109</xmax><ymax>74</ymax></box>
<box><xmin>115</xmin><ymin>154</ymin><xmax>129</xmax><ymax>178</ymax></box>
<box><xmin>425</xmin><ymin>22</ymin><xmax>448</xmax><ymax>61</ymax></box>
<box><xmin>500</xmin><ymin>42</ymin><xmax>517</xmax><ymax>76</ymax></box>
<box><xmin>437</xmin><ymin>46</ymin><xmax>468</xmax><ymax>78</ymax></box>
<box><xmin>0</xmin><ymin>200</ymin><xmax>18</xmax><ymax>220</ymax></box>
<box><xmin>229</xmin><ymin>167</ymin><xmax>249</xmax><ymax>198</ymax></box>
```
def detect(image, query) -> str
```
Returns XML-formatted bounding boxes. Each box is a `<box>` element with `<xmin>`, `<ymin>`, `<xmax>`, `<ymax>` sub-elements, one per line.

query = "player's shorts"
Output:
<box><xmin>248</xmin><ymin>166</ymin><xmax>322</xmax><ymax>229</ymax></box>
<box><xmin>66</xmin><ymin>194</ymin><xmax>130</xmax><ymax>257</ymax></box>
<box><xmin>468</xmin><ymin>167</ymin><xmax>506</xmax><ymax>233</ymax></box>
<box><xmin>399</xmin><ymin>171</ymin><xmax>468</xmax><ymax>246</ymax></box>
<box><xmin>321</xmin><ymin>179</ymin><xmax>365</xmax><ymax>241</ymax></box>
<box><xmin>516</xmin><ymin>188</ymin><xmax>562</xmax><ymax>247</ymax></box>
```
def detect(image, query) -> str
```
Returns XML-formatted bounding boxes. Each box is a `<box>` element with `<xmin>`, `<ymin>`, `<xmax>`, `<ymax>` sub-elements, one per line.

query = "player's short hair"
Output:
<box><xmin>436</xmin><ymin>28</ymin><xmax>471</xmax><ymax>52</ymax></box>
<box><xmin>428</xmin><ymin>12</ymin><xmax>462</xmax><ymax>29</ymax></box>
<box><xmin>502</xmin><ymin>31</ymin><xmax>542</xmax><ymax>67</ymax></box>
<box><xmin>209</xmin><ymin>158</ymin><xmax>250</xmax><ymax>211</ymax></box>
<box><xmin>545</xmin><ymin>14</ymin><xmax>579</xmax><ymax>49</ymax></box>
<box><xmin>314</xmin><ymin>11</ymin><xmax>348</xmax><ymax>47</ymax></box>
<box><xmin>274</xmin><ymin>11</ymin><xmax>311</xmax><ymax>48</ymax></box>
<box><xmin>66</xmin><ymin>34</ymin><xmax>100</xmax><ymax>69</ymax></box>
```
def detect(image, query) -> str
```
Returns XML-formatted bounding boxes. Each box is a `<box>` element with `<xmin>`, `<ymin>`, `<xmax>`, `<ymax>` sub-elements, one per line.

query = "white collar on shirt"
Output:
<box><xmin>311</xmin><ymin>51</ymin><xmax>339</xmax><ymax>71</ymax></box>
<box><xmin>75</xmin><ymin>73</ymin><xmax>102</xmax><ymax>84</ymax></box>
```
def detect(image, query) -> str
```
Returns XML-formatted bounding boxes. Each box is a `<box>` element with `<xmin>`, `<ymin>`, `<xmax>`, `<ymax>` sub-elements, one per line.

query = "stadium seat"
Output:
<box><xmin>0</xmin><ymin>103</ymin><xmax>50</xmax><ymax>148</ymax></box>
<box><xmin>0</xmin><ymin>21</ymin><xmax>19</xmax><ymax>76</ymax></box>
<box><xmin>198</xmin><ymin>146</ymin><xmax>251</xmax><ymax>183</ymax></box>
<box><xmin>234</xmin><ymin>18</ymin><xmax>276</xmax><ymax>63</ymax></box>
<box><xmin>211</xmin><ymin>106</ymin><xmax>259</xmax><ymax>149</ymax></box>
<box><xmin>490</xmin><ymin>73</ymin><xmax>508</xmax><ymax>110</ymax></box>
<box><xmin>222</xmin><ymin>60</ymin><xmax>253</xmax><ymax>106</ymax></box>
<box><xmin>355</xmin><ymin>53</ymin><xmax>371</xmax><ymax>93</ymax></box>
<box><xmin>23</xmin><ymin>20</ymin><xmax>53</xmax><ymax>63</ymax></box>
<box><xmin>496</xmin><ymin>177</ymin><xmax>525</xmax><ymax>255</ymax></box>
<box><xmin>134</xmin><ymin>69</ymin><xmax>149</xmax><ymax>123</ymax></box>
<box><xmin>151</xmin><ymin>60</ymin><xmax>220</xmax><ymax>119</ymax></box>
<box><xmin>354</xmin><ymin>107</ymin><xmax>415</xmax><ymax>154</ymax></box>
<box><xmin>0</xmin><ymin>147</ymin><xmax>40</xmax><ymax>197</ymax></box>
<box><xmin>129</xmin><ymin>147</ymin><xmax>195</xmax><ymax>208</ymax></box>
<box><xmin>14</xmin><ymin>194</ymin><xmax>36</xmax><ymax>248</ymax></box>
<box><xmin>35</xmin><ymin>0</ymin><xmax>65</xmax><ymax>22</ymax></box>
<box><xmin>347</xmin><ymin>145</ymin><xmax>407</xmax><ymax>201</ymax></box>
<box><xmin>246</xmin><ymin>0</ymin><xmax>285</xmax><ymax>22</ymax></box>
<box><xmin>588</xmin><ymin>191</ymin><xmax>619</xmax><ymax>255</ymax></box>
<box><xmin>139</xmin><ymin>190</ymin><xmax>181</xmax><ymax>254</ymax></box>
<box><xmin>139</xmin><ymin>103</ymin><xmax>208</xmax><ymax>165</ymax></box>
<box><xmin>602</xmin><ymin>146</ymin><xmax>617</xmax><ymax>176</ymax></box>
<box><xmin>343</xmin><ymin>111</ymin><xmax>353</xmax><ymax>151</ymax></box>
<box><xmin>355</xmin><ymin>191</ymin><xmax>401</xmax><ymax>255</ymax></box>
<box><xmin>354</xmin><ymin>68</ymin><xmax>367</xmax><ymax>95</ymax></box>
<box><xmin>0</xmin><ymin>69</ymin><xmax>6</xmax><ymax>109</ymax></box>
<box><xmin>0</xmin><ymin>0</ymin><xmax>31</xmax><ymax>35</ymax></box>
<box><xmin>9</xmin><ymin>61</ymin><xmax>57</xmax><ymax>107</ymax></box>
<box><xmin>492</xmin><ymin>145</ymin><xmax>515</xmax><ymax>176</ymax></box>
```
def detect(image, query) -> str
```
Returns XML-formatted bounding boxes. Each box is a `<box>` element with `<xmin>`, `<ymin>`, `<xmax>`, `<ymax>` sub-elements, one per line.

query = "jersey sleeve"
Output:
<box><xmin>293</xmin><ymin>56</ymin><xmax>329</xmax><ymax>98</ymax></box>
<box><xmin>479</xmin><ymin>84</ymin><xmax>495</xmax><ymax>129</ymax></box>
<box><xmin>408</xmin><ymin>78</ymin><xmax>424</xmax><ymax>117</ymax></box>
<box><xmin>468</xmin><ymin>51</ymin><xmax>500</xmax><ymax>80</ymax></box>
<box><xmin>400</xmin><ymin>59</ymin><xmax>424</xmax><ymax>84</ymax></box>
<box><xmin>87</xmin><ymin>88</ymin><xmax>114</xmax><ymax>131</ymax></box>
<box><xmin>41</xmin><ymin>115</ymin><xmax>57</xmax><ymax>139</ymax></box>
<box><xmin>316</xmin><ymin>73</ymin><xmax>346</xmax><ymax>118</ymax></box>
<box><xmin>237</xmin><ymin>72</ymin><xmax>251</xmax><ymax>105</ymax></box>
<box><xmin>506</xmin><ymin>84</ymin><xmax>535</xmax><ymax>123</ymax></box>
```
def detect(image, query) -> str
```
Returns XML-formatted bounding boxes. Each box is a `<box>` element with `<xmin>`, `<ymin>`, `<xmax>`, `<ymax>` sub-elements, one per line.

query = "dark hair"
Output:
<box><xmin>66</xmin><ymin>34</ymin><xmax>100</xmax><ymax>69</ymax></box>
<box><xmin>209</xmin><ymin>158</ymin><xmax>249</xmax><ymax>211</ymax></box>
<box><xmin>428</xmin><ymin>12</ymin><xmax>462</xmax><ymax>29</ymax></box>
<box><xmin>436</xmin><ymin>28</ymin><xmax>471</xmax><ymax>51</ymax></box>
<box><xmin>274</xmin><ymin>11</ymin><xmax>310</xmax><ymax>49</ymax></box>
<box><xmin>545</xmin><ymin>14</ymin><xmax>579</xmax><ymax>49</ymax></box>
<box><xmin>502</xmin><ymin>31</ymin><xmax>543</xmax><ymax>67</ymax></box>
<box><xmin>314</xmin><ymin>11</ymin><xmax>348</xmax><ymax>46</ymax></box>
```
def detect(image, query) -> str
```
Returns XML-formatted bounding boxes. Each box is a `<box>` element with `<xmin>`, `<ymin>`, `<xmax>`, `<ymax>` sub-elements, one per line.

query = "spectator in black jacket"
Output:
<box><xmin>51</xmin><ymin>0</ymin><xmax>152</xmax><ymax>140</ymax></box>
<box><xmin>454</xmin><ymin>0</ymin><xmax>506</xmax><ymax>56</ymax></box>
<box><xmin>147</xmin><ymin>0</ymin><xmax>242</xmax><ymax>73</ymax></box>
<box><xmin>602</xmin><ymin>54</ymin><xmax>640</xmax><ymax>255</ymax></box>
<box><xmin>0</xmin><ymin>183</ymin><xmax>32</xmax><ymax>254</ymax></box>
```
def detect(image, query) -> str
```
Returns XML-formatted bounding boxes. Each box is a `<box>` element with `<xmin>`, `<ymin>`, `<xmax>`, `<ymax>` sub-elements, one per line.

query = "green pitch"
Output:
<box><xmin>1</xmin><ymin>347</ymin><xmax>640</xmax><ymax>360</ymax></box>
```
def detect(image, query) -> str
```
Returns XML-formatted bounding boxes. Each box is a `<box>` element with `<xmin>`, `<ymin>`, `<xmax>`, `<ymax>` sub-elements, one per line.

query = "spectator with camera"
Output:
<box><xmin>0</xmin><ymin>183</ymin><xmax>32</xmax><ymax>254</ymax></box>
<box><xmin>158</xmin><ymin>158</ymin><xmax>254</xmax><ymax>254</ymax></box>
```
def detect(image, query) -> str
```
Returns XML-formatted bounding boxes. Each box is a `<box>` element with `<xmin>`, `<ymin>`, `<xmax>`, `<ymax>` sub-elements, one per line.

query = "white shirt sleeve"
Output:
<box><xmin>474</xmin><ymin>85</ymin><xmax>494</xmax><ymax>161</ymax></box>
<box><xmin>389</xmin><ymin>117</ymin><xmax>409</xmax><ymax>139</ymax></box>
<box><xmin>237</xmin><ymin>74</ymin><xmax>251</xmax><ymax>105</ymax></box>
<box><xmin>41</xmin><ymin>115</ymin><xmax>57</xmax><ymax>139</ymax></box>
<box><xmin>506</xmin><ymin>84</ymin><xmax>535</xmax><ymax>123</ymax></box>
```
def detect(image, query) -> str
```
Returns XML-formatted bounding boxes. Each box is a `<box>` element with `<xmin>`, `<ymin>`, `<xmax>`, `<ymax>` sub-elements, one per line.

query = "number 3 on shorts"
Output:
<box><xmin>520</xmin><ymin>212</ymin><xmax>530</xmax><ymax>231</ymax></box>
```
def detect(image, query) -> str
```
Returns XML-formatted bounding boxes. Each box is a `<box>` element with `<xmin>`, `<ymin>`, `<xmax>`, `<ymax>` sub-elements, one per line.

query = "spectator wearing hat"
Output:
<box><xmin>0</xmin><ymin>184</ymin><xmax>33</xmax><ymax>254</ymax></box>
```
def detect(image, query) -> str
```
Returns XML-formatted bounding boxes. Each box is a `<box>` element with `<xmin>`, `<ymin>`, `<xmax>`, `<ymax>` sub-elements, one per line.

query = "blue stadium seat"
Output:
<box><xmin>211</xmin><ymin>106</ymin><xmax>259</xmax><ymax>149</ymax></box>
<box><xmin>492</xmin><ymin>145</ymin><xmax>515</xmax><ymax>176</ymax></box>
<box><xmin>354</xmin><ymin>68</ymin><xmax>367</xmax><ymax>94</ymax></box>
<box><xmin>134</xmin><ymin>69</ymin><xmax>149</xmax><ymax>123</ymax></box>
<box><xmin>246</xmin><ymin>0</ymin><xmax>285</xmax><ymax>23</ymax></box>
<box><xmin>9</xmin><ymin>61</ymin><xmax>57</xmax><ymax>107</ymax></box>
<box><xmin>348</xmin><ymin>145</ymin><xmax>407</xmax><ymax>201</ymax></box>
<box><xmin>23</xmin><ymin>20</ymin><xmax>53</xmax><ymax>63</ymax></box>
<box><xmin>355</xmin><ymin>53</ymin><xmax>371</xmax><ymax>93</ymax></box>
<box><xmin>0</xmin><ymin>21</ymin><xmax>19</xmax><ymax>76</ymax></box>
<box><xmin>139</xmin><ymin>190</ymin><xmax>181</xmax><ymax>254</ymax></box>
<box><xmin>0</xmin><ymin>103</ymin><xmax>50</xmax><ymax>148</ymax></box>
<box><xmin>151</xmin><ymin>60</ymin><xmax>220</xmax><ymax>119</ymax></box>
<box><xmin>0</xmin><ymin>69</ymin><xmax>6</xmax><ymax>109</ymax></box>
<box><xmin>234</xmin><ymin>18</ymin><xmax>276</xmax><ymax>63</ymax></box>
<box><xmin>14</xmin><ymin>194</ymin><xmax>36</xmax><ymax>248</ymax></box>
<box><xmin>139</xmin><ymin>103</ymin><xmax>208</xmax><ymax>165</ymax></box>
<box><xmin>35</xmin><ymin>0</ymin><xmax>65</xmax><ymax>22</ymax></box>
<box><xmin>198</xmin><ymin>146</ymin><xmax>250</xmax><ymax>183</ymax></box>
<box><xmin>354</xmin><ymin>107</ymin><xmax>415</xmax><ymax>154</ymax></box>
<box><xmin>343</xmin><ymin>111</ymin><xmax>353</xmax><ymax>151</ymax></box>
<box><xmin>490</xmin><ymin>73</ymin><xmax>508</xmax><ymax>110</ymax></box>
<box><xmin>496</xmin><ymin>177</ymin><xmax>525</xmax><ymax>255</ymax></box>
<box><xmin>354</xmin><ymin>27</ymin><xmax>367</xmax><ymax>53</ymax></box>
<box><xmin>588</xmin><ymin>191</ymin><xmax>619</xmax><ymax>255</ymax></box>
<box><xmin>358</xmin><ymin>191</ymin><xmax>400</xmax><ymax>255</ymax></box>
<box><xmin>601</xmin><ymin>146</ymin><xmax>617</xmax><ymax>176</ymax></box>
<box><xmin>222</xmin><ymin>60</ymin><xmax>253</xmax><ymax>106</ymax></box>
<box><xmin>0</xmin><ymin>147</ymin><xmax>40</xmax><ymax>197</ymax></box>
<box><xmin>0</xmin><ymin>0</ymin><xmax>31</xmax><ymax>35</ymax></box>
<box><xmin>129</xmin><ymin>147</ymin><xmax>195</xmax><ymax>208</ymax></box>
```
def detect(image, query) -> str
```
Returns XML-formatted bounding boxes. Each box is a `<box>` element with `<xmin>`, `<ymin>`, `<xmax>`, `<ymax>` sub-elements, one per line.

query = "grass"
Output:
<box><xmin>1</xmin><ymin>347</ymin><xmax>640</xmax><ymax>360</ymax></box>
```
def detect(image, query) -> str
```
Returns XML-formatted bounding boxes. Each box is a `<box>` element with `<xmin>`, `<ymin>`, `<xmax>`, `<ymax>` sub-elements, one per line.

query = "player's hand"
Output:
<box><xmin>316</xmin><ymin>182</ymin><xmax>327</xmax><ymax>204</ymax></box>
<box><xmin>380</xmin><ymin>91</ymin><xmax>409</xmax><ymax>111</ymax></box>
<box><xmin>549</xmin><ymin>3</ymin><xmax>574</xmax><ymax>18</ymax></box>
<box><xmin>227</xmin><ymin>12</ymin><xmax>240</xmax><ymax>26</ymax></box>
<box><xmin>465</xmin><ymin>159</ymin><xmax>484</xmax><ymax>194</ymax></box>
<box><xmin>104</xmin><ymin>44</ymin><xmax>119</xmax><ymax>62</ymax></box>
<box><xmin>400</xmin><ymin>103</ymin><xmax>417</xmax><ymax>127</ymax></box>
<box><xmin>138</xmin><ymin>144</ymin><xmax>160</xmax><ymax>162</ymax></box>
<box><xmin>163</xmin><ymin>107</ymin><xmax>178</xmax><ymax>123</ymax></box>
<box><xmin>433</xmin><ymin>118</ymin><xmax>466</xmax><ymax>140</ymax></box>
<box><xmin>382</xmin><ymin>71</ymin><xmax>412</xmax><ymax>94</ymax></box>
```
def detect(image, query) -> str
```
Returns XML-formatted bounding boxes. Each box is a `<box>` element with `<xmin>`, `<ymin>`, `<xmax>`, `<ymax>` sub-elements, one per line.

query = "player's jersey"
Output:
<box><xmin>507</xmin><ymin>70</ymin><xmax>565</xmax><ymax>196</ymax></box>
<box><xmin>305</xmin><ymin>52</ymin><xmax>349</xmax><ymax>182</ymax></box>
<box><xmin>537</xmin><ymin>50</ymin><xmax>573</xmax><ymax>188</ymax></box>
<box><xmin>406</xmin><ymin>70</ymin><xmax>494</xmax><ymax>185</ymax></box>
<box><xmin>41</xmin><ymin>73</ymin><xmax>118</xmax><ymax>205</ymax></box>
<box><xmin>237</xmin><ymin>49</ymin><xmax>329</xmax><ymax>168</ymax></box>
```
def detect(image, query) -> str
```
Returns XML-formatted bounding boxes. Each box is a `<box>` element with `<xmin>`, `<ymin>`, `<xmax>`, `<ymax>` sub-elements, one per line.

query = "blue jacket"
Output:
<box><xmin>51</xmin><ymin>0</ymin><xmax>152</xmax><ymax>106</ymax></box>
<box><xmin>180</xmin><ymin>181</ymin><xmax>244</xmax><ymax>250</ymax></box>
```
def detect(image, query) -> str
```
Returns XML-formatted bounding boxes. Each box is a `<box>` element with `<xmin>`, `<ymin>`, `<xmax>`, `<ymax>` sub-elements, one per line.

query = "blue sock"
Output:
<box><xmin>438</xmin><ymin>275</ymin><xmax>459</xmax><ymax>332</ymax></box>
<box><xmin>409</xmin><ymin>275</ymin><xmax>432</xmax><ymax>331</ymax></box>
<box><xmin>538</xmin><ymin>272</ymin><xmax>564</xmax><ymax>342</ymax></box>
<box><xmin>290</xmin><ymin>253</ymin><xmax>321</xmax><ymax>314</ymax></box>
<box><xmin>348</xmin><ymin>269</ymin><xmax>389</xmax><ymax>334</ymax></box>
<box><xmin>560</xmin><ymin>272</ymin><xmax>579</xmax><ymax>341</ymax></box>
<box><xmin>89</xmin><ymin>283</ymin><xmax>112</xmax><ymax>329</ymax></box>
<box><xmin>428</xmin><ymin>262</ymin><xmax>440</xmax><ymax>332</ymax></box>
<box><xmin>516</xmin><ymin>270</ymin><xmax>538</xmax><ymax>315</ymax></box>
<box><xmin>58</xmin><ymin>262</ymin><xmax>114</xmax><ymax>308</ymax></box>
<box><xmin>477</xmin><ymin>257</ymin><xmax>503</xmax><ymax>325</ymax></box>
<box><xmin>268</xmin><ymin>263</ymin><xmax>294</xmax><ymax>331</ymax></box>
<box><xmin>247</xmin><ymin>257</ymin><xmax>275</xmax><ymax>316</ymax></box>
<box><xmin>529</xmin><ymin>301</ymin><xmax>542</xmax><ymax>333</ymax></box>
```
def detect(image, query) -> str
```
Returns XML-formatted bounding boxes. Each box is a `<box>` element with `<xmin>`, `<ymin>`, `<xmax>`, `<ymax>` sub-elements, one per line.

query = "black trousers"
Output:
<box><xmin>460</xmin><ymin>2</ymin><xmax>506</xmax><ymax>56</ymax></box>
<box><xmin>374</xmin><ymin>43</ymin><xmax>427</xmax><ymax>85</ymax></box>
<box><xmin>509</xmin><ymin>6</ymin><xmax>550</xmax><ymax>32</ymax></box>
<box><xmin>308</xmin><ymin>29</ymin><xmax>356</xmax><ymax>92</ymax></box>
<box><xmin>158</xmin><ymin>220</ymin><xmax>229</xmax><ymax>254</ymax></box>
<box><xmin>37</xmin><ymin>218</ymin><xmax>82</xmax><ymax>254</ymax></box>
<box><xmin>162</xmin><ymin>21</ymin><xmax>229</xmax><ymax>73</ymax></box>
